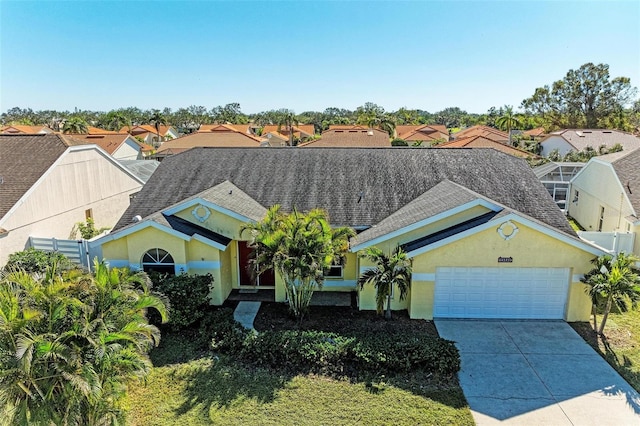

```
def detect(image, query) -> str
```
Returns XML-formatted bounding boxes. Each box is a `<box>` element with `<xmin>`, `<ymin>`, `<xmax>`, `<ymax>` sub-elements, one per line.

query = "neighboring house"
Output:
<box><xmin>539</xmin><ymin>129</ymin><xmax>640</xmax><ymax>157</ymax></box>
<box><xmin>86</xmin><ymin>126</ymin><xmax>121</xmax><ymax>135</ymax></box>
<box><xmin>65</xmin><ymin>134</ymin><xmax>151</xmax><ymax>160</ymax></box>
<box><xmin>523</xmin><ymin>127</ymin><xmax>546</xmax><ymax>138</ymax></box>
<box><xmin>567</xmin><ymin>149</ymin><xmax>640</xmax><ymax>256</ymax></box>
<box><xmin>434</xmin><ymin>136</ymin><xmax>537</xmax><ymax>158</ymax></box>
<box><xmin>452</xmin><ymin>125</ymin><xmax>509</xmax><ymax>143</ymax></box>
<box><xmin>0</xmin><ymin>134</ymin><xmax>144</xmax><ymax>266</ymax></box>
<box><xmin>153</xmin><ymin>130</ymin><xmax>263</xmax><ymax>160</ymax></box>
<box><xmin>261</xmin><ymin>132</ymin><xmax>289</xmax><ymax>147</ymax></box>
<box><xmin>1</xmin><ymin>125</ymin><xmax>53</xmax><ymax>134</ymax></box>
<box><xmin>261</xmin><ymin>124</ymin><xmax>315</xmax><ymax>142</ymax></box>
<box><xmin>396</xmin><ymin>124</ymin><xmax>449</xmax><ymax>144</ymax></box>
<box><xmin>198</xmin><ymin>123</ymin><xmax>261</xmax><ymax>135</ymax></box>
<box><xmin>94</xmin><ymin>147</ymin><xmax>602</xmax><ymax>322</ymax></box>
<box><xmin>299</xmin><ymin>128</ymin><xmax>390</xmax><ymax>147</ymax></box>
<box><xmin>121</xmin><ymin>125</ymin><xmax>180</xmax><ymax>145</ymax></box>
<box><xmin>534</xmin><ymin>162</ymin><xmax>585</xmax><ymax>211</ymax></box>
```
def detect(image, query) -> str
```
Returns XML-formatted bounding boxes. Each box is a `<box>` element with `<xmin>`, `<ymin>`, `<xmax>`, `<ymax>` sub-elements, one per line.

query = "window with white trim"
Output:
<box><xmin>141</xmin><ymin>248</ymin><xmax>175</xmax><ymax>274</ymax></box>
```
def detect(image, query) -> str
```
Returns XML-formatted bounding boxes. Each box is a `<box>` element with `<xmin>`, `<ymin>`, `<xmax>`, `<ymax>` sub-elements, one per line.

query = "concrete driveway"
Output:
<box><xmin>435</xmin><ymin>320</ymin><xmax>640</xmax><ymax>425</ymax></box>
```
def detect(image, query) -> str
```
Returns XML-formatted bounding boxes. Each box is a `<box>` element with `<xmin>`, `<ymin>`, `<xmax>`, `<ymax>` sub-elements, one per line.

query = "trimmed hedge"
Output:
<box><xmin>206</xmin><ymin>309</ymin><xmax>460</xmax><ymax>377</ymax></box>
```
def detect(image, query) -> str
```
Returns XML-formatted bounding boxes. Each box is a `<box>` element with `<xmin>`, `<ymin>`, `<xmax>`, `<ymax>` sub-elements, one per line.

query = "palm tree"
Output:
<box><xmin>148</xmin><ymin>110</ymin><xmax>167</xmax><ymax>148</ymax></box>
<box><xmin>242</xmin><ymin>205</ymin><xmax>355</xmax><ymax>321</ymax></box>
<box><xmin>276</xmin><ymin>109</ymin><xmax>299</xmax><ymax>146</ymax></box>
<box><xmin>108</xmin><ymin>112</ymin><xmax>130</xmax><ymax>132</ymax></box>
<box><xmin>495</xmin><ymin>105</ymin><xmax>522</xmax><ymax>145</ymax></box>
<box><xmin>62</xmin><ymin>117</ymin><xmax>89</xmax><ymax>134</ymax></box>
<box><xmin>358</xmin><ymin>246</ymin><xmax>412</xmax><ymax>320</ymax></box>
<box><xmin>582</xmin><ymin>253</ymin><xmax>640</xmax><ymax>335</ymax></box>
<box><xmin>0</xmin><ymin>259</ymin><xmax>167</xmax><ymax>425</ymax></box>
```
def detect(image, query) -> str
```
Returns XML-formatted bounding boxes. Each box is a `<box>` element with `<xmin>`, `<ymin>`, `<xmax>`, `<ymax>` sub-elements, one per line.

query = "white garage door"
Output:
<box><xmin>434</xmin><ymin>267</ymin><xmax>570</xmax><ymax>319</ymax></box>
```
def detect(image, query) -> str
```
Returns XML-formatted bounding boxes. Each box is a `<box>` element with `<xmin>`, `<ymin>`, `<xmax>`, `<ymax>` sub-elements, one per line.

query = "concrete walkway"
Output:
<box><xmin>233</xmin><ymin>301</ymin><xmax>261</xmax><ymax>330</ymax></box>
<box><xmin>435</xmin><ymin>320</ymin><xmax>640</xmax><ymax>425</ymax></box>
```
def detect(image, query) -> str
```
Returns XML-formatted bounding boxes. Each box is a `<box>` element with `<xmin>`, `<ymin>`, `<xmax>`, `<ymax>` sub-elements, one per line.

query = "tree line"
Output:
<box><xmin>2</xmin><ymin>63</ymin><xmax>639</xmax><ymax>135</ymax></box>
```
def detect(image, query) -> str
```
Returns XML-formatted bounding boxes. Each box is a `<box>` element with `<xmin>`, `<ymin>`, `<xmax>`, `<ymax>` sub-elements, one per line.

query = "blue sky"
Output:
<box><xmin>1</xmin><ymin>1</ymin><xmax>639</xmax><ymax>114</ymax></box>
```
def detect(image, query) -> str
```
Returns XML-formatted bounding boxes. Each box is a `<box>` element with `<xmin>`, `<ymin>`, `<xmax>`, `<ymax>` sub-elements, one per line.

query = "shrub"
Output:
<box><xmin>225</xmin><ymin>328</ymin><xmax>460</xmax><ymax>377</ymax></box>
<box><xmin>391</xmin><ymin>138</ymin><xmax>408</xmax><ymax>146</ymax></box>
<box><xmin>205</xmin><ymin>308</ymin><xmax>249</xmax><ymax>352</ymax></box>
<box><xmin>149</xmin><ymin>273</ymin><xmax>214</xmax><ymax>329</ymax></box>
<box><xmin>4</xmin><ymin>248</ymin><xmax>74</xmax><ymax>273</ymax></box>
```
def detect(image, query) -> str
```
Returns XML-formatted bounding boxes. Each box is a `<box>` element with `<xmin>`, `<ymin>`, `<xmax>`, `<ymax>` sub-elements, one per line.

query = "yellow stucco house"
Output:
<box><xmin>94</xmin><ymin>147</ymin><xmax>604</xmax><ymax>322</ymax></box>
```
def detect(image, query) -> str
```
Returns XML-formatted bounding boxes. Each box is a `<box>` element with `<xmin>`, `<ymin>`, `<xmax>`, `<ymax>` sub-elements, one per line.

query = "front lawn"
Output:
<box><xmin>571</xmin><ymin>309</ymin><xmax>640</xmax><ymax>392</ymax></box>
<box><xmin>123</xmin><ymin>304</ymin><xmax>473</xmax><ymax>425</ymax></box>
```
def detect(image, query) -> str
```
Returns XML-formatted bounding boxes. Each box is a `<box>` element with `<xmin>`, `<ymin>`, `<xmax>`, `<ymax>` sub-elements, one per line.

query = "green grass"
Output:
<box><xmin>123</xmin><ymin>332</ymin><xmax>473</xmax><ymax>425</ymax></box>
<box><xmin>571</xmin><ymin>309</ymin><xmax>640</xmax><ymax>391</ymax></box>
<box><xmin>566</xmin><ymin>215</ymin><xmax>585</xmax><ymax>231</ymax></box>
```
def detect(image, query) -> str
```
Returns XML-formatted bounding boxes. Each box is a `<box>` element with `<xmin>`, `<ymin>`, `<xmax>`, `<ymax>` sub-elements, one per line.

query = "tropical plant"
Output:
<box><xmin>241</xmin><ymin>206</ymin><xmax>355</xmax><ymax>321</ymax></box>
<box><xmin>582</xmin><ymin>253</ymin><xmax>640</xmax><ymax>335</ymax></box>
<box><xmin>275</xmin><ymin>109</ymin><xmax>299</xmax><ymax>146</ymax></box>
<box><xmin>495</xmin><ymin>105</ymin><xmax>522</xmax><ymax>145</ymax></box>
<box><xmin>358</xmin><ymin>246</ymin><xmax>412</xmax><ymax>320</ymax></box>
<box><xmin>3</xmin><ymin>248</ymin><xmax>73</xmax><ymax>274</ymax></box>
<box><xmin>148</xmin><ymin>110</ymin><xmax>167</xmax><ymax>147</ymax></box>
<box><xmin>70</xmin><ymin>218</ymin><xmax>110</xmax><ymax>239</ymax></box>
<box><xmin>62</xmin><ymin>117</ymin><xmax>88</xmax><ymax>134</ymax></box>
<box><xmin>0</xmin><ymin>259</ymin><xmax>167</xmax><ymax>425</ymax></box>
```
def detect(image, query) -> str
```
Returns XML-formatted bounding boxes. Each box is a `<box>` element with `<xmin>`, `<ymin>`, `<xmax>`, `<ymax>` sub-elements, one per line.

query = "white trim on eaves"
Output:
<box><xmin>406</xmin><ymin>213</ymin><xmax>606</xmax><ymax>259</ymax></box>
<box><xmin>350</xmin><ymin>198</ymin><xmax>501</xmax><ymax>252</ymax></box>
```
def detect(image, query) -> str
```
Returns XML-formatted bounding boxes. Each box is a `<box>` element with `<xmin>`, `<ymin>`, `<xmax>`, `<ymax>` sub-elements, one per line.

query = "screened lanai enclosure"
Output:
<box><xmin>534</xmin><ymin>162</ymin><xmax>585</xmax><ymax>212</ymax></box>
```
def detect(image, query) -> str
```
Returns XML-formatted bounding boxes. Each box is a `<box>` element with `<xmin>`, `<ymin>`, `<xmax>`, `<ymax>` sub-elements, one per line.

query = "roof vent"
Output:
<box><xmin>367</xmin><ymin>130</ymin><xmax>374</xmax><ymax>136</ymax></box>
<box><xmin>132</xmin><ymin>215</ymin><xmax>142</xmax><ymax>223</ymax></box>
<box><xmin>575</xmin><ymin>131</ymin><xmax>583</xmax><ymax>137</ymax></box>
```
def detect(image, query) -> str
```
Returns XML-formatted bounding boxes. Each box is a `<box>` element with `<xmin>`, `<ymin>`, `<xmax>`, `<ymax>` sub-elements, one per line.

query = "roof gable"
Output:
<box><xmin>0</xmin><ymin>134</ymin><xmax>70</xmax><ymax>218</ymax></box>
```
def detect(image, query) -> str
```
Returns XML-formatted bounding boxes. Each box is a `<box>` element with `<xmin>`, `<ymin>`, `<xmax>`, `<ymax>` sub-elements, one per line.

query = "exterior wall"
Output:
<box><xmin>568</xmin><ymin>161</ymin><xmax>634</xmax><ymax>233</ymax></box>
<box><xmin>357</xmin><ymin>255</ymin><xmax>410</xmax><ymax>312</ymax></box>
<box><xmin>634</xmin><ymin>223</ymin><xmax>640</xmax><ymax>256</ymax></box>
<box><xmin>541</xmin><ymin>136</ymin><xmax>573</xmax><ymax>157</ymax></box>
<box><xmin>112</xmin><ymin>138</ymin><xmax>143</xmax><ymax>160</ymax></box>
<box><xmin>408</xmin><ymin>220</ymin><xmax>595</xmax><ymax>321</ymax></box>
<box><xmin>0</xmin><ymin>148</ymin><xmax>142</xmax><ymax>266</ymax></box>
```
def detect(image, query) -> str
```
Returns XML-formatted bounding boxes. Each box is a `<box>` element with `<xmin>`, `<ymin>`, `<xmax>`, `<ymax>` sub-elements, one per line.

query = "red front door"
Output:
<box><xmin>238</xmin><ymin>241</ymin><xmax>275</xmax><ymax>287</ymax></box>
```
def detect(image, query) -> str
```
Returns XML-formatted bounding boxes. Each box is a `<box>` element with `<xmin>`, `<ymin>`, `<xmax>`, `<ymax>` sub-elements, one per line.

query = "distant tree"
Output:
<box><xmin>148</xmin><ymin>110</ymin><xmax>167</xmax><ymax>147</ymax></box>
<box><xmin>391</xmin><ymin>138</ymin><xmax>408</xmax><ymax>146</ymax></box>
<box><xmin>582</xmin><ymin>253</ymin><xmax>640</xmax><ymax>335</ymax></box>
<box><xmin>495</xmin><ymin>105</ymin><xmax>523</xmax><ymax>145</ymax></box>
<box><xmin>62</xmin><ymin>117</ymin><xmax>89</xmax><ymax>134</ymax></box>
<box><xmin>434</xmin><ymin>107</ymin><xmax>468</xmax><ymax>129</ymax></box>
<box><xmin>358</xmin><ymin>246</ymin><xmax>412</xmax><ymax>320</ymax></box>
<box><xmin>211</xmin><ymin>103</ymin><xmax>247</xmax><ymax>124</ymax></box>
<box><xmin>521</xmin><ymin>62</ymin><xmax>637</xmax><ymax>129</ymax></box>
<box><xmin>275</xmin><ymin>109</ymin><xmax>299</xmax><ymax>146</ymax></box>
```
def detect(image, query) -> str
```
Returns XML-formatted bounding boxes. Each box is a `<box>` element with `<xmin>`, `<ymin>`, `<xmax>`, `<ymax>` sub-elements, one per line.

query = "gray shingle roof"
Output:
<box><xmin>0</xmin><ymin>134</ymin><xmax>71</xmax><ymax>219</ymax></box>
<box><xmin>601</xmin><ymin>148</ymin><xmax>640</xmax><ymax>215</ymax></box>
<box><xmin>113</xmin><ymin>147</ymin><xmax>575</xmax><ymax>236</ymax></box>
<box><xmin>544</xmin><ymin>129</ymin><xmax>640</xmax><ymax>152</ymax></box>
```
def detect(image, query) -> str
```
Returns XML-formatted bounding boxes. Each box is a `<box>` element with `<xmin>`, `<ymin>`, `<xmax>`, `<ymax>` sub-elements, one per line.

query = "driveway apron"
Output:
<box><xmin>435</xmin><ymin>320</ymin><xmax>640</xmax><ymax>425</ymax></box>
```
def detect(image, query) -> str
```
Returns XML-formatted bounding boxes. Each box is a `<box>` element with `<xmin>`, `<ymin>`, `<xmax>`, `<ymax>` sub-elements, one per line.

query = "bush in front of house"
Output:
<box><xmin>148</xmin><ymin>273</ymin><xmax>214</xmax><ymax>329</ymax></box>
<box><xmin>207</xmin><ymin>309</ymin><xmax>461</xmax><ymax>377</ymax></box>
<box><xmin>4</xmin><ymin>248</ymin><xmax>74</xmax><ymax>274</ymax></box>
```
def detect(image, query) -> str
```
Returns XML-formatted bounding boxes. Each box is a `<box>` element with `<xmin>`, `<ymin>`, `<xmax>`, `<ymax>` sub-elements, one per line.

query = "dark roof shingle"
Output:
<box><xmin>113</xmin><ymin>147</ymin><xmax>574</xmax><ymax>236</ymax></box>
<box><xmin>0</xmin><ymin>134</ymin><xmax>71</xmax><ymax>219</ymax></box>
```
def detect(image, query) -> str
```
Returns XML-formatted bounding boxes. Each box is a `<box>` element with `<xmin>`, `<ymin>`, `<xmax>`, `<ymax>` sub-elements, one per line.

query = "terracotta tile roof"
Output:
<box><xmin>63</xmin><ymin>134</ymin><xmax>136</xmax><ymax>155</ymax></box>
<box><xmin>328</xmin><ymin>125</ymin><xmax>369</xmax><ymax>131</ymax></box>
<box><xmin>1</xmin><ymin>125</ymin><xmax>53</xmax><ymax>134</ymax></box>
<box><xmin>113</xmin><ymin>147</ymin><xmax>575</xmax><ymax>236</ymax></box>
<box><xmin>397</xmin><ymin>124</ymin><xmax>449</xmax><ymax>142</ymax></box>
<box><xmin>541</xmin><ymin>129</ymin><xmax>640</xmax><ymax>152</ymax></box>
<box><xmin>453</xmin><ymin>126</ymin><xmax>509</xmax><ymax>142</ymax></box>
<box><xmin>0</xmin><ymin>134</ymin><xmax>72</xmax><ymax>218</ymax></box>
<box><xmin>436</xmin><ymin>136</ymin><xmax>537</xmax><ymax>158</ymax></box>
<box><xmin>261</xmin><ymin>124</ymin><xmax>315</xmax><ymax>137</ymax></box>
<box><xmin>197</xmin><ymin>124</ymin><xmax>264</xmax><ymax>142</ymax></box>
<box><xmin>86</xmin><ymin>126</ymin><xmax>121</xmax><ymax>135</ymax></box>
<box><xmin>300</xmin><ymin>128</ymin><xmax>390</xmax><ymax>147</ymax></box>
<box><xmin>155</xmin><ymin>131</ymin><xmax>262</xmax><ymax>156</ymax></box>
<box><xmin>523</xmin><ymin>127</ymin><xmax>546</xmax><ymax>137</ymax></box>
<box><xmin>121</xmin><ymin>125</ymin><xmax>174</xmax><ymax>136</ymax></box>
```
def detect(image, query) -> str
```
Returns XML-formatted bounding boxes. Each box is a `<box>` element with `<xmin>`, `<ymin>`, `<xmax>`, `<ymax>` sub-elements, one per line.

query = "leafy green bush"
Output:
<box><xmin>215</xmin><ymin>327</ymin><xmax>460</xmax><ymax>377</ymax></box>
<box><xmin>149</xmin><ymin>273</ymin><xmax>214</xmax><ymax>329</ymax></box>
<box><xmin>4</xmin><ymin>248</ymin><xmax>74</xmax><ymax>273</ymax></box>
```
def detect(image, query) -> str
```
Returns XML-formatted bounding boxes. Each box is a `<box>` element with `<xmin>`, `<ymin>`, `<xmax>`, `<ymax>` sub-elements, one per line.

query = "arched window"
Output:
<box><xmin>141</xmin><ymin>248</ymin><xmax>175</xmax><ymax>274</ymax></box>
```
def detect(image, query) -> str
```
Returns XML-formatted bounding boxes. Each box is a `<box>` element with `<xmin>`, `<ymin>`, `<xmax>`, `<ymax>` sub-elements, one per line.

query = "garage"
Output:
<box><xmin>434</xmin><ymin>267</ymin><xmax>570</xmax><ymax>319</ymax></box>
